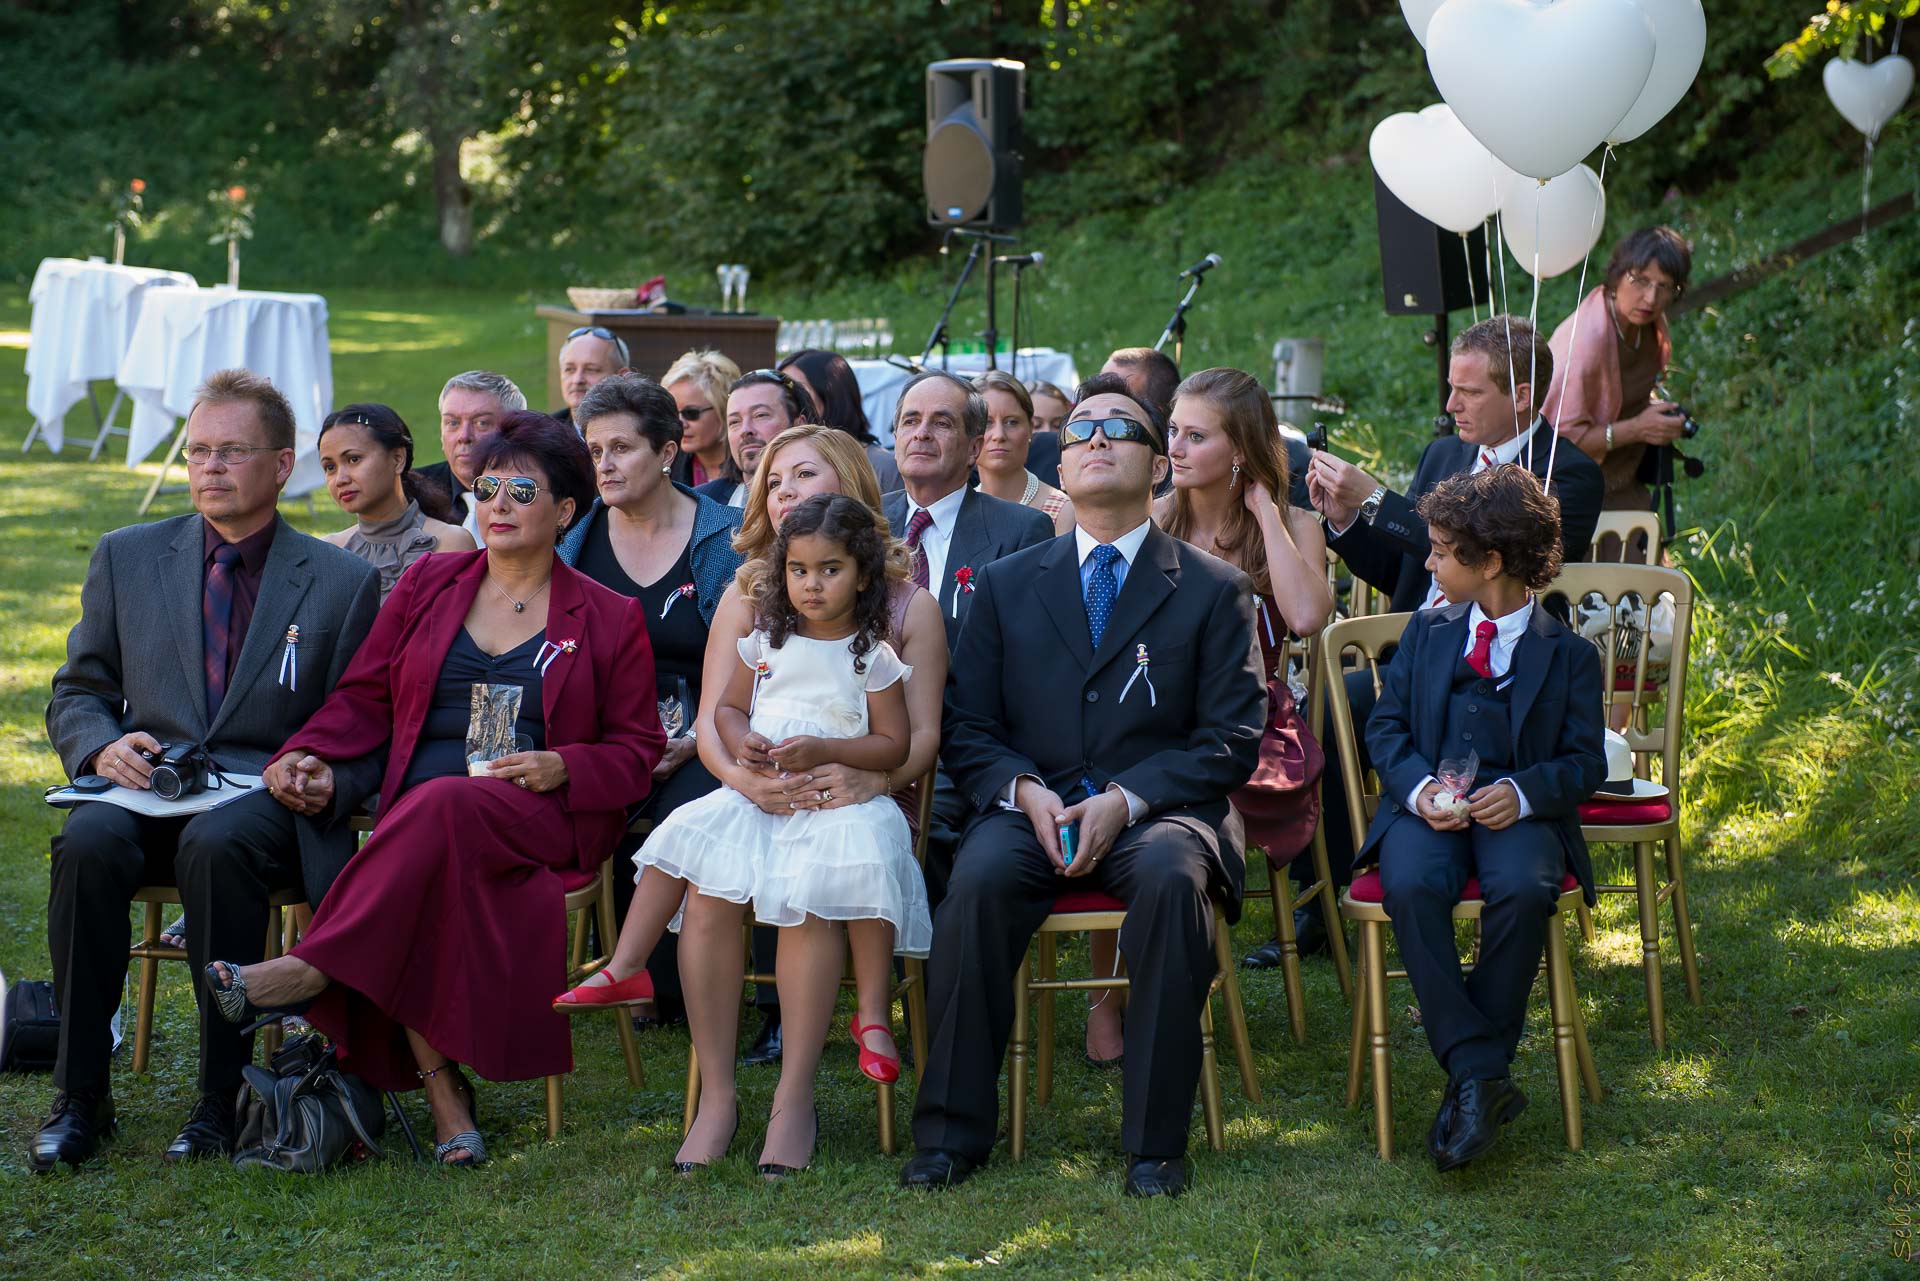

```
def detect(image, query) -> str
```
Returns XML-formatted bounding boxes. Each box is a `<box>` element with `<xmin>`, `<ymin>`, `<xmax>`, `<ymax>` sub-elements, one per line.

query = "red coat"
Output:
<box><xmin>280</xmin><ymin>550</ymin><xmax>666</xmax><ymax>1087</ymax></box>
<box><xmin>282</xmin><ymin>549</ymin><xmax>664</xmax><ymax>870</ymax></box>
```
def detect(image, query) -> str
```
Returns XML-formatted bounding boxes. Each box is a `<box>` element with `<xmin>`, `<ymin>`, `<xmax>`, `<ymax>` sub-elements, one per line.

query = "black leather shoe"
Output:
<box><xmin>1123</xmin><ymin>1155</ymin><xmax>1188</xmax><ymax>1198</ymax></box>
<box><xmin>29</xmin><ymin>1088</ymin><xmax>115</xmax><ymax>1172</ymax></box>
<box><xmin>741</xmin><ymin>1012</ymin><xmax>783</xmax><ymax>1067</ymax></box>
<box><xmin>164</xmin><ymin>1089</ymin><xmax>237</xmax><ymax>1164</ymax></box>
<box><xmin>1434</xmin><ymin>1076</ymin><xmax>1527</xmax><ymax>1173</ymax></box>
<box><xmin>1291</xmin><ymin>907</ymin><xmax>1332</xmax><ymax>957</ymax></box>
<box><xmin>899</xmin><ymin>1148</ymin><xmax>980</xmax><ymax>1190</ymax></box>
<box><xmin>1240</xmin><ymin>938</ymin><xmax>1285</xmax><ymax>969</ymax></box>
<box><xmin>1427</xmin><ymin>1077</ymin><xmax>1463</xmax><ymax>1162</ymax></box>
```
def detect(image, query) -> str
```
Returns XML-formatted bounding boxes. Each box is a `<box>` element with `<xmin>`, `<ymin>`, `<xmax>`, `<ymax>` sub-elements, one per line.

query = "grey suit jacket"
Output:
<box><xmin>883</xmin><ymin>485</ymin><xmax>1055</xmax><ymax>651</ymax></box>
<box><xmin>47</xmin><ymin>512</ymin><xmax>384</xmax><ymax>905</ymax></box>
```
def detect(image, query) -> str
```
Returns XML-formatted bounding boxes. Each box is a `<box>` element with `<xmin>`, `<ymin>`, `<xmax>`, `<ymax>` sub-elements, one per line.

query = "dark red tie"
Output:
<box><xmin>204</xmin><ymin>543</ymin><xmax>244</xmax><ymax>721</ymax></box>
<box><xmin>1479</xmin><ymin>449</ymin><xmax>1496</xmax><ymax>471</ymax></box>
<box><xmin>1467</xmin><ymin>619</ymin><xmax>1498</xmax><ymax>678</ymax></box>
<box><xmin>904</xmin><ymin>508</ymin><xmax>933</xmax><ymax>591</ymax></box>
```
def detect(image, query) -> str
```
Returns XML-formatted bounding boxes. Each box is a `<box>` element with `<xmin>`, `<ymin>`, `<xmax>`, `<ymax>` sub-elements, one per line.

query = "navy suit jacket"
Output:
<box><xmin>883</xmin><ymin>485</ymin><xmax>1054</xmax><ymax>651</ymax></box>
<box><xmin>1357</xmin><ymin>603</ymin><xmax>1606</xmax><ymax>903</ymax></box>
<box><xmin>1328</xmin><ymin>419</ymin><xmax>1603</xmax><ymax>614</ymax></box>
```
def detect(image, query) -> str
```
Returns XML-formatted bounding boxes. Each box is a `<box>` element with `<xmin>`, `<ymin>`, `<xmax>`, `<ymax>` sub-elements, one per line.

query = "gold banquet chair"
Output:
<box><xmin>681</xmin><ymin>771</ymin><xmax>936</xmax><ymax>1155</ymax></box>
<box><xmin>1589</xmin><ymin>510</ymin><xmax>1663</xmax><ymax>567</ymax></box>
<box><xmin>1548</xmin><ymin>563</ymin><xmax>1701</xmax><ymax>1051</ymax></box>
<box><xmin>1321</xmin><ymin>613</ymin><xmax>1602</xmax><ymax>1160</ymax></box>
<box><xmin>129</xmin><ymin>884</ymin><xmax>305</xmax><ymax>1072</ymax></box>
<box><xmin>1005</xmin><ymin>893</ymin><xmax>1262</xmax><ymax>1160</ymax></box>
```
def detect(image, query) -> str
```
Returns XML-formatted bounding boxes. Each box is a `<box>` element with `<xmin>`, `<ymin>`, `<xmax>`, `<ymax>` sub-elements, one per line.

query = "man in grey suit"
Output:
<box><xmin>881</xmin><ymin>370</ymin><xmax>1054</xmax><ymax>651</ymax></box>
<box><xmin>881</xmin><ymin>371</ymin><xmax>1053</xmax><ymax>898</ymax></box>
<box><xmin>33</xmin><ymin>369</ymin><xmax>382</xmax><ymax>1172</ymax></box>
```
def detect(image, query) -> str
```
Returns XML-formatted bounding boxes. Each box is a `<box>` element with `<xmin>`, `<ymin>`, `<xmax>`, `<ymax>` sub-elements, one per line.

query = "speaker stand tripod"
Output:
<box><xmin>917</xmin><ymin>228</ymin><xmax>1014</xmax><ymax>371</ymax></box>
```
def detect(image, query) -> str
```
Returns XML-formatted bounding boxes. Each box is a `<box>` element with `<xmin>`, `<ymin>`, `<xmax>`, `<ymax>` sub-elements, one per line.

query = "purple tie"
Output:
<box><xmin>204</xmin><ymin>543</ymin><xmax>244</xmax><ymax>721</ymax></box>
<box><xmin>904</xmin><ymin>508</ymin><xmax>933</xmax><ymax>591</ymax></box>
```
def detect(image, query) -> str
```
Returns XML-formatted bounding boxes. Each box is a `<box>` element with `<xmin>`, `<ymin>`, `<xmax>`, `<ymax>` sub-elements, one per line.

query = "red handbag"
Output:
<box><xmin>1229</xmin><ymin>678</ymin><xmax>1325</xmax><ymax>865</ymax></box>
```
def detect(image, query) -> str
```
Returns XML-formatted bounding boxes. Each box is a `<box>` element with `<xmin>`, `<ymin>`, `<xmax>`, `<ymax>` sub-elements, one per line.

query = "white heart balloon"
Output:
<box><xmin>1428</xmin><ymin>0</ymin><xmax>1655</xmax><ymax>180</ymax></box>
<box><xmin>1401</xmin><ymin>0</ymin><xmax>1447</xmax><ymax>47</ymax></box>
<box><xmin>1609</xmin><ymin>0</ymin><xmax>1706</xmax><ymax>144</ymax></box>
<box><xmin>1501</xmin><ymin>163</ymin><xmax>1607</xmax><ymax>279</ymax></box>
<box><xmin>1824</xmin><ymin>55</ymin><xmax>1915</xmax><ymax>140</ymax></box>
<box><xmin>1369</xmin><ymin>104</ymin><xmax>1505</xmax><ymax>233</ymax></box>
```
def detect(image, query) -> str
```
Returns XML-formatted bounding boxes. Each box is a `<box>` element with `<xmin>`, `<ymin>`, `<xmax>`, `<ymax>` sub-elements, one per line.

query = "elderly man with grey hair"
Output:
<box><xmin>416</xmin><ymin>370</ymin><xmax>528</xmax><ymax>546</ymax></box>
<box><xmin>554</xmin><ymin>325</ymin><xmax>631</xmax><ymax>427</ymax></box>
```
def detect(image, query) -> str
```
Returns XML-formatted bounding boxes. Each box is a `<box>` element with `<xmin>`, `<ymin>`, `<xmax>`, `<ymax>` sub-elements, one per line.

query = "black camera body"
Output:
<box><xmin>1671</xmin><ymin>405</ymin><xmax>1701</xmax><ymax>440</ymax></box>
<box><xmin>1304</xmin><ymin>422</ymin><xmax>1330</xmax><ymax>452</ymax></box>
<box><xmin>140</xmin><ymin>742</ymin><xmax>212</xmax><ymax>802</ymax></box>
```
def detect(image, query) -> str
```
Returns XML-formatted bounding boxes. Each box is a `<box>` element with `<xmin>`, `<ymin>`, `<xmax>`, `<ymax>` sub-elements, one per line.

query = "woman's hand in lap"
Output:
<box><xmin>653</xmin><ymin>736</ymin><xmax>698</xmax><ymax>779</ymax></box>
<box><xmin>784</xmin><ymin>763</ymin><xmax>887</xmax><ymax>811</ymax></box>
<box><xmin>487</xmin><ymin>751</ymin><xmax>570</xmax><ymax>793</ymax></box>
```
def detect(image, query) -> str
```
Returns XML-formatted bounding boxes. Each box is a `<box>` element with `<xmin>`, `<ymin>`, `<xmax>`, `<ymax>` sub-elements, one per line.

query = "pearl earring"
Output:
<box><xmin>661</xmin><ymin>465</ymin><xmax>671</xmax><ymax>475</ymax></box>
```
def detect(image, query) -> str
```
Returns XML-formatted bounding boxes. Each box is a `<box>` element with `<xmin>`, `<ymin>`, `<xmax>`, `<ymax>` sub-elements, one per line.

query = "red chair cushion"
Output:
<box><xmin>1051</xmin><ymin>890</ymin><xmax>1126</xmax><ymax>914</ymax></box>
<box><xmin>1347</xmin><ymin>869</ymin><xmax>1578</xmax><ymax>905</ymax></box>
<box><xmin>1578</xmin><ymin>799</ymin><xmax>1673</xmax><ymax>825</ymax></box>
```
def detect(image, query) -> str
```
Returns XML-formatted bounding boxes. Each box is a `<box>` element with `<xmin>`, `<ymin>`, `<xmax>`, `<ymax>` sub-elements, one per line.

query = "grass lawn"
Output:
<box><xmin>0</xmin><ymin>195</ymin><xmax>1916</xmax><ymax>1276</ymax></box>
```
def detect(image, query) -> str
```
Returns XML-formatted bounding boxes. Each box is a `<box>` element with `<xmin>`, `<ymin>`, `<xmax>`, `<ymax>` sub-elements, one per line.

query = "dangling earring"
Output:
<box><xmin>1231</xmin><ymin>463</ymin><xmax>1241</xmax><ymax>485</ymax></box>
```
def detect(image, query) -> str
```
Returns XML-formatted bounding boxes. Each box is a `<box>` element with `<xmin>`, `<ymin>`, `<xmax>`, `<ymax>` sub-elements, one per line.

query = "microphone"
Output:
<box><xmin>1178</xmin><ymin>252</ymin><xmax>1223</xmax><ymax>280</ymax></box>
<box><xmin>992</xmin><ymin>252</ymin><xmax>1044</xmax><ymax>267</ymax></box>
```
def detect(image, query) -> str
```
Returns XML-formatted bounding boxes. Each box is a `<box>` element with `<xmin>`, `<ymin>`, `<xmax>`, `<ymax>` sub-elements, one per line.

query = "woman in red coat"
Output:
<box><xmin>207</xmin><ymin>412</ymin><xmax>664</xmax><ymax>1166</ymax></box>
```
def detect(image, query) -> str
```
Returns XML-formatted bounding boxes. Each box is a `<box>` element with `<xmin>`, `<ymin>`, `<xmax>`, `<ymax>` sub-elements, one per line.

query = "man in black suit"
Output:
<box><xmin>35</xmin><ymin>370</ymin><xmax>383</xmax><ymax>1170</ymax></box>
<box><xmin>901</xmin><ymin>374</ymin><xmax>1265</xmax><ymax>1199</ymax></box>
<box><xmin>1359</xmin><ymin>467</ymin><xmax>1605</xmax><ymax>1170</ymax></box>
<box><xmin>1307</xmin><ymin>316</ymin><xmax>1603</xmax><ymax>611</ymax></box>
<box><xmin>416</xmin><ymin>369</ymin><xmax>528</xmax><ymax>543</ymax></box>
<box><xmin>1301</xmin><ymin>317</ymin><xmax>1605</xmax><ymax>927</ymax></box>
<box><xmin>882</xmin><ymin>370</ymin><xmax>1054</xmax><ymax>652</ymax></box>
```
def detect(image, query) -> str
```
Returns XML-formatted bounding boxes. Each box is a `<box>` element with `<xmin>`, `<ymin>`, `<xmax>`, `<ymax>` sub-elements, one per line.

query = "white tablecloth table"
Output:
<box><xmin>116</xmin><ymin>287</ymin><xmax>332</xmax><ymax>499</ymax></box>
<box><xmin>24</xmin><ymin>258</ymin><xmax>197</xmax><ymax>454</ymax></box>
<box><xmin>850</xmin><ymin>348</ymin><xmax>1080</xmax><ymax>447</ymax></box>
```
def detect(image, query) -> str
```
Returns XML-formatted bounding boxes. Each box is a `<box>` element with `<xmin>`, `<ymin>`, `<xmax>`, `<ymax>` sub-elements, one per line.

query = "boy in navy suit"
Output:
<box><xmin>1359</xmin><ymin>465</ymin><xmax>1604</xmax><ymax>1172</ymax></box>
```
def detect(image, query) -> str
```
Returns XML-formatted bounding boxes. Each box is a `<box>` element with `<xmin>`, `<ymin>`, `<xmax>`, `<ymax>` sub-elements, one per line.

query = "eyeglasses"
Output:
<box><xmin>679</xmin><ymin>403</ymin><xmax>713</xmax><ymax>422</ymax></box>
<box><xmin>1060</xmin><ymin>416</ymin><xmax>1163</xmax><ymax>452</ymax></box>
<box><xmin>1622</xmin><ymin>270</ymin><xmax>1682</xmax><ymax>301</ymax></box>
<box><xmin>181</xmin><ymin>443</ymin><xmax>274</xmax><ymax>467</ymax></box>
<box><xmin>566</xmin><ymin>325</ymin><xmax>632</xmax><ymax>367</ymax></box>
<box><xmin>472</xmin><ymin>475</ymin><xmax>543</xmax><ymax>505</ymax></box>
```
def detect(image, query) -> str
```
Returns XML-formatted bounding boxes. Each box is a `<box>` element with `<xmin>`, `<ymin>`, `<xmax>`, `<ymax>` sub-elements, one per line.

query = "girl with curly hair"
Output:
<box><xmin>562</xmin><ymin>493</ymin><xmax>930</xmax><ymax>1177</ymax></box>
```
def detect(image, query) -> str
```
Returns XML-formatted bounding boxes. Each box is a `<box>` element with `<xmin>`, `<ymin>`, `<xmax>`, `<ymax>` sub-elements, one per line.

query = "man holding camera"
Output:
<box><xmin>34</xmin><ymin>370</ymin><xmax>382</xmax><ymax>1172</ymax></box>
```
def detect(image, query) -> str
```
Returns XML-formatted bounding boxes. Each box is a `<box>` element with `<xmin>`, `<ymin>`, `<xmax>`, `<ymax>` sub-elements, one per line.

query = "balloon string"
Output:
<box><xmin>1542</xmin><ymin>146</ymin><xmax>1611</xmax><ymax>499</ymax></box>
<box><xmin>1483</xmin><ymin>212</ymin><xmax>1499</xmax><ymax>323</ymax></box>
<box><xmin>1863</xmin><ymin>135</ymin><xmax>1875</xmax><ymax>234</ymax></box>
<box><xmin>1526</xmin><ymin>182</ymin><xmax>1543</xmax><ymax>472</ymax></box>
<box><xmin>1461</xmin><ymin>233</ymin><xmax>1479</xmax><ymax>324</ymax></box>
<box><xmin>1492</xmin><ymin>184</ymin><xmax>1521</xmax><ymax>461</ymax></box>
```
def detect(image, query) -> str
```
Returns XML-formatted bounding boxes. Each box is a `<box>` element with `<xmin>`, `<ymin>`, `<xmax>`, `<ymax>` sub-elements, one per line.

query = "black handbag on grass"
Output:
<box><xmin>231</xmin><ymin>1030</ymin><xmax>392</xmax><ymax>1172</ymax></box>
<box><xmin>2</xmin><ymin>980</ymin><xmax>60</xmax><ymax>1073</ymax></box>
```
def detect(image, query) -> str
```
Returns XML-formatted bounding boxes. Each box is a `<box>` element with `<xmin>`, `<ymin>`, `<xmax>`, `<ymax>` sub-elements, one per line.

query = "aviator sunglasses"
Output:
<box><xmin>1059</xmin><ymin>415</ymin><xmax>1164</xmax><ymax>453</ymax></box>
<box><xmin>472</xmin><ymin>475</ymin><xmax>544</xmax><ymax>505</ymax></box>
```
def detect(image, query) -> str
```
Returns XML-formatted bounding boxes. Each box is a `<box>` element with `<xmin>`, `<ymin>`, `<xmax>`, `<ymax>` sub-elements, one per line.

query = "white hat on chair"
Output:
<box><xmin>1592</xmin><ymin>729</ymin><xmax>1668</xmax><ymax>802</ymax></box>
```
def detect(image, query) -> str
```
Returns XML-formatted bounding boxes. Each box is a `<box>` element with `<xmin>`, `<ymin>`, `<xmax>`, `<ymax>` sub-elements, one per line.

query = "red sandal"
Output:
<box><xmin>552</xmin><ymin>968</ymin><xmax>654</xmax><ymax>1011</ymax></box>
<box><xmin>852</xmin><ymin>1018</ymin><xmax>900</xmax><ymax>1084</ymax></box>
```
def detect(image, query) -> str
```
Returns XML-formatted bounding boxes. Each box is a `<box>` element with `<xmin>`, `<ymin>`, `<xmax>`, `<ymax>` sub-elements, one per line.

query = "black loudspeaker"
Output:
<box><xmin>924</xmin><ymin>58</ymin><xmax>1024</xmax><ymax>229</ymax></box>
<box><xmin>1373</xmin><ymin>172</ymin><xmax>1491</xmax><ymax>316</ymax></box>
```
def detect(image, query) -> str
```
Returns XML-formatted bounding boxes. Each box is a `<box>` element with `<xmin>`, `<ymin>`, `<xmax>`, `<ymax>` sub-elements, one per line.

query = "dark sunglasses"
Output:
<box><xmin>679</xmin><ymin>403</ymin><xmax>714</xmax><ymax>422</ymax></box>
<box><xmin>566</xmin><ymin>325</ymin><xmax>632</xmax><ymax>367</ymax></box>
<box><xmin>472</xmin><ymin>475</ymin><xmax>543</xmax><ymax>505</ymax></box>
<box><xmin>1060</xmin><ymin>416</ymin><xmax>1163</xmax><ymax>452</ymax></box>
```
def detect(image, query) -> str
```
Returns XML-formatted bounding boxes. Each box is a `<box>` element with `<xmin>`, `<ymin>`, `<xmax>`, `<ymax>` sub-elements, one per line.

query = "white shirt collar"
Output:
<box><xmin>910</xmin><ymin>484</ymin><xmax>967</xmax><ymax>532</ymax></box>
<box><xmin>1467</xmin><ymin>597</ymin><xmax>1533</xmax><ymax>646</ymax></box>
<box><xmin>1480</xmin><ymin>426</ymin><xmax>1532</xmax><ymax>468</ymax></box>
<box><xmin>1074</xmin><ymin>519</ymin><xmax>1153</xmax><ymax>568</ymax></box>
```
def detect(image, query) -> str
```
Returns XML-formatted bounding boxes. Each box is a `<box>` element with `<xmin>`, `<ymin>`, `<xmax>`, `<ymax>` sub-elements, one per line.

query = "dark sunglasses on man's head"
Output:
<box><xmin>472</xmin><ymin>475</ymin><xmax>543</xmax><ymax>505</ymax></box>
<box><xmin>1060</xmin><ymin>416</ymin><xmax>1163</xmax><ymax>452</ymax></box>
<box><xmin>566</xmin><ymin>325</ymin><xmax>632</xmax><ymax>366</ymax></box>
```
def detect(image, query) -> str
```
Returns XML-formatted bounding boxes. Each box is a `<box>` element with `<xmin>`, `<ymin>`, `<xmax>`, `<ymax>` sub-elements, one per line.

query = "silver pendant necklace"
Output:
<box><xmin>488</xmin><ymin>575</ymin><xmax>550</xmax><ymax>614</ymax></box>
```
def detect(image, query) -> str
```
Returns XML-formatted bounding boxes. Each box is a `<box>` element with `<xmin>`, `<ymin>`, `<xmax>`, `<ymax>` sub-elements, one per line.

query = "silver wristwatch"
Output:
<box><xmin>1358</xmin><ymin>485</ymin><xmax>1387</xmax><ymax>526</ymax></box>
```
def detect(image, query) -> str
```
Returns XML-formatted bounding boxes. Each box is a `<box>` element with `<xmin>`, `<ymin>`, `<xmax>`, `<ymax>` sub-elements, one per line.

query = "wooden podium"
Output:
<box><xmin>535</xmin><ymin>306</ymin><xmax>780</xmax><ymax>409</ymax></box>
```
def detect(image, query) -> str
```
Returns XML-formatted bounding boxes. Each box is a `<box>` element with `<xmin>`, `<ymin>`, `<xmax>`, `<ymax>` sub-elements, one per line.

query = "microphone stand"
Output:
<box><xmin>916</xmin><ymin>228</ymin><xmax>1016</xmax><ymax>371</ymax></box>
<box><xmin>981</xmin><ymin>248</ymin><xmax>999</xmax><ymax>372</ymax></box>
<box><xmin>1007</xmin><ymin>260</ymin><xmax>1034</xmax><ymax>379</ymax></box>
<box><xmin>1154</xmin><ymin>274</ymin><xmax>1206</xmax><ymax>367</ymax></box>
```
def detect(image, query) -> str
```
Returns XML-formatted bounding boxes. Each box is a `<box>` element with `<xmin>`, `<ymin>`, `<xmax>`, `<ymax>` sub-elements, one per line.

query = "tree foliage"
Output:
<box><xmin>1767</xmin><ymin>0</ymin><xmax>1920</xmax><ymax>79</ymax></box>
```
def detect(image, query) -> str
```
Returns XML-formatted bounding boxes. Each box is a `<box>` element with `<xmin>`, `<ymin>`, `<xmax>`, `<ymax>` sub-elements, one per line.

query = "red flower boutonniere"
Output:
<box><xmin>951</xmin><ymin>566</ymin><xmax>975</xmax><ymax>618</ymax></box>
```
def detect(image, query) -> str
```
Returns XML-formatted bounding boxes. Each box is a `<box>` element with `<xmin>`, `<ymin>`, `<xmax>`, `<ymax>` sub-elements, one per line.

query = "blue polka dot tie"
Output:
<box><xmin>1085</xmin><ymin>544</ymin><xmax>1123</xmax><ymax>650</ymax></box>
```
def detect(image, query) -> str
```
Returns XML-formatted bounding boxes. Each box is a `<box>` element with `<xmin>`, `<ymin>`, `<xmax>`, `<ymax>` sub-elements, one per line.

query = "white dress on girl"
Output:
<box><xmin>633</xmin><ymin>629</ymin><xmax>932</xmax><ymax>957</ymax></box>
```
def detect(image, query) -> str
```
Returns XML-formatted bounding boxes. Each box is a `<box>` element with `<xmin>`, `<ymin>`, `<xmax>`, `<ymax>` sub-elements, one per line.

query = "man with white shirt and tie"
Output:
<box><xmin>1357</xmin><ymin>466</ymin><xmax>1604</xmax><ymax>1171</ymax></box>
<box><xmin>1306</xmin><ymin>316</ymin><xmax>1603</xmax><ymax>613</ymax></box>
<box><xmin>901</xmin><ymin>374</ymin><xmax>1265</xmax><ymax>1199</ymax></box>
<box><xmin>416</xmin><ymin>370</ymin><xmax>528</xmax><ymax>548</ymax></box>
<box><xmin>881</xmin><ymin>371</ymin><xmax>1053</xmax><ymax>652</ymax></box>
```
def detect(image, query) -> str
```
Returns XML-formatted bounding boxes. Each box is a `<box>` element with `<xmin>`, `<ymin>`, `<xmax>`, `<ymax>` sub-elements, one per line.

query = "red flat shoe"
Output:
<box><xmin>552</xmin><ymin>969</ymin><xmax>654</xmax><ymax>1011</ymax></box>
<box><xmin>852</xmin><ymin>1019</ymin><xmax>900</xmax><ymax>1084</ymax></box>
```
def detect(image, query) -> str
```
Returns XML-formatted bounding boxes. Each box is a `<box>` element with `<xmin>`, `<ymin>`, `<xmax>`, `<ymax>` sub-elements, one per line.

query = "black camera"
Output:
<box><xmin>1671</xmin><ymin>405</ymin><xmax>1701</xmax><ymax>440</ymax></box>
<box><xmin>140</xmin><ymin>742</ymin><xmax>211</xmax><ymax>802</ymax></box>
<box><xmin>1304</xmin><ymin>422</ymin><xmax>1330</xmax><ymax>452</ymax></box>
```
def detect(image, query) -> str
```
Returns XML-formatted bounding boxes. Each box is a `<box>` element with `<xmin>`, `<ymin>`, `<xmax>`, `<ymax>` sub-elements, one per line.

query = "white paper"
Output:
<box><xmin>45</xmin><ymin>773</ymin><xmax>263</xmax><ymax>818</ymax></box>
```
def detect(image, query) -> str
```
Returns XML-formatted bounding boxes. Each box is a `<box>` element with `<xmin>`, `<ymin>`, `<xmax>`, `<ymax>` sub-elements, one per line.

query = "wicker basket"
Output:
<box><xmin>567</xmin><ymin>286</ymin><xmax>637</xmax><ymax>312</ymax></box>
